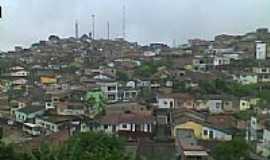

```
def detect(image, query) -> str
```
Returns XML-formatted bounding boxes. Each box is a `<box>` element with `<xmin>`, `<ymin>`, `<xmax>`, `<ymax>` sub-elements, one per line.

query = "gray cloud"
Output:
<box><xmin>0</xmin><ymin>0</ymin><xmax>270</xmax><ymax>51</ymax></box>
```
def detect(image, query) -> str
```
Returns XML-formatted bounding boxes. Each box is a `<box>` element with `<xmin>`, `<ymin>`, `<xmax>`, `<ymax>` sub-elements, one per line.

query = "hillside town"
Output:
<box><xmin>1</xmin><ymin>28</ymin><xmax>270</xmax><ymax>159</ymax></box>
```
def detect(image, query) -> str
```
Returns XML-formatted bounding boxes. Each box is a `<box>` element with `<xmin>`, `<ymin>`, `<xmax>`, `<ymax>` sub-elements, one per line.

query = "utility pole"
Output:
<box><xmin>91</xmin><ymin>14</ymin><xmax>95</xmax><ymax>40</ymax></box>
<box><xmin>107</xmin><ymin>21</ymin><xmax>110</xmax><ymax>40</ymax></box>
<box><xmin>122</xmin><ymin>3</ymin><xmax>126</xmax><ymax>39</ymax></box>
<box><xmin>75</xmin><ymin>20</ymin><xmax>79</xmax><ymax>39</ymax></box>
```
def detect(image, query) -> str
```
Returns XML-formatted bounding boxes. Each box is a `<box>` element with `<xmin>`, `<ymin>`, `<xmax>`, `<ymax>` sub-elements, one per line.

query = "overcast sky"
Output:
<box><xmin>0</xmin><ymin>0</ymin><xmax>270</xmax><ymax>51</ymax></box>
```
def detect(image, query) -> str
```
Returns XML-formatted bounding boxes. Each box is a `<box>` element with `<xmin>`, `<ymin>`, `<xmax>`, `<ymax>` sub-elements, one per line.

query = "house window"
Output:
<box><xmin>203</xmin><ymin>130</ymin><xmax>208</xmax><ymax>136</ymax></box>
<box><xmin>108</xmin><ymin>86</ymin><xmax>116</xmax><ymax>91</ymax></box>
<box><xmin>164</xmin><ymin>101</ymin><xmax>168</xmax><ymax>105</ymax></box>
<box><xmin>122</xmin><ymin>124</ymin><xmax>127</xmax><ymax>128</ymax></box>
<box><xmin>170</xmin><ymin>101</ymin><xmax>173</xmax><ymax>108</ymax></box>
<box><xmin>262</xmin><ymin>68</ymin><xmax>267</xmax><ymax>73</ymax></box>
<box><xmin>46</xmin><ymin>124</ymin><xmax>50</xmax><ymax>129</ymax></box>
<box><xmin>242</xmin><ymin>102</ymin><xmax>246</xmax><ymax>106</ymax></box>
<box><xmin>216</xmin><ymin>103</ymin><xmax>221</xmax><ymax>109</ymax></box>
<box><xmin>104</xmin><ymin>125</ymin><xmax>108</xmax><ymax>129</ymax></box>
<box><xmin>147</xmin><ymin>124</ymin><xmax>151</xmax><ymax>132</ymax></box>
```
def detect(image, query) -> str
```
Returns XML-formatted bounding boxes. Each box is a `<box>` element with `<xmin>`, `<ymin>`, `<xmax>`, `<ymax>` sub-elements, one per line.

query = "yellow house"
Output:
<box><xmin>173</xmin><ymin>121</ymin><xmax>203</xmax><ymax>139</ymax></box>
<box><xmin>40</xmin><ymin>76</ymin><xmax>57</xmax><ymax>85</ymax></box>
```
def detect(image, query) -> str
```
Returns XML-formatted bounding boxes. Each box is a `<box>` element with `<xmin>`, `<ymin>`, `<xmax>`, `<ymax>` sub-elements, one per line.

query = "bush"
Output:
<box><xmin>212</xmin><ymin>138</ymin><xmax>250</xmax><ymax>160</ymax></box>
<box><xmin>199</xmin><ymin>79</ymin><xmax>257</xmax><ymax>97</ymax></box>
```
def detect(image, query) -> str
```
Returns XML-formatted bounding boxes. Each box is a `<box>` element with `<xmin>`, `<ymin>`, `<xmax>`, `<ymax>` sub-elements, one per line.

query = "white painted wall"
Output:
<box><xmin>202</xmin><ymin>126</ymin><xmax>232</xmax><ymax>141</ymax></box>
<box><xmin>158</xmin><ymin>98</ymin><xmax>174</xmax><ymax>109</ymax></box>
<box><xmin>256</xmin><ymin>42</ymin><xmax>267</xmax><ymax>60</ymax></box>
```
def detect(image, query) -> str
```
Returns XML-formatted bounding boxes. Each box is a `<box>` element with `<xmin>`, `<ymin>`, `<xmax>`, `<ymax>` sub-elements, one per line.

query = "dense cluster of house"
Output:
<box><xmin>1</xmin><ymin>28</ymin><xmax>270</xmax><ymax>159</ymax></box>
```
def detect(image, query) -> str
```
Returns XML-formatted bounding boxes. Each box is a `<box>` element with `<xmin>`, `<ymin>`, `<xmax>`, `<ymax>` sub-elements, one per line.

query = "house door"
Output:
<box><xmin>112</xmin><ymin>125</ymin><xmax>116</xmax><ymax>132</ymax></box>
<box><xmin>135</xmin><ymin>124</ymin><xmax>140</xmax><ymax>132</ymax></box>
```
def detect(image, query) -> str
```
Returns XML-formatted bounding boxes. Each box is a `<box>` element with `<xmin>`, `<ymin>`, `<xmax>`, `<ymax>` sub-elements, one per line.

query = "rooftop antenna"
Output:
<box><xmin>107</xmin><ymin>21</ymin><xmax>110</xmax><ymax>40</ymax></box>
<box><xmin>92</xmin><ymin>14</ymin><xmax>95</xmax><ymax>40</ymax></box>
<box><xmin>122</xmin><ymin>2</ymin><xmax>126</xmax><ymax>39</ymax></box>
<box><xmin>75</xmin><ymin>20</ymin><xmax>79</xmax><ymax>39</ymax></box>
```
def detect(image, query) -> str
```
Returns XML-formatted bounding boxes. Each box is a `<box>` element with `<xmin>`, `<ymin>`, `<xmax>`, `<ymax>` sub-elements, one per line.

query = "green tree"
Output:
<box><xmin>212</xmin><ymin>138</ymin><xmax>250</xmax><ymax>160</ymax></box>
<box><xmin>258</xmin><ymin>90</ymin><xmax>270</xmax><ymax>105</ymax></box>
<box><xmin>139</xmin><ymin>87</ymin><xmax>154</xmax><ymax>103</ymax></box>
<box><xmin>30</xmin><ymin>143</ymin><xmax>60</xmax><ymax>160</ymax></box>
<box><xmin>134</xmin><ymin>60</ymin><xmax>163</xmax><ymax>78</ymax></box>
<box><xmin>0</xmin><ymin>142</ymin><xmax>19</xmax><ymax>160</ymax></box>
<box><xmin>0</xmin><ymin>59</ymin><xmax>9</xmax><ymax>76</ymax></box>
<box><xmin>234</xmin><ymin>110</ymin><xmax>255</xmax><ymax>121</ymax></box>
<box><xmin>199</xmin><ymin>80</ymin><xmax>218</xmax><ymax>94</ymax></box>
<box><xmin>199</xmin><ymin>79</ymin><xmax>257</xmax><ymax>97</ymax></box>
<box><xmin>60</xmin><ymin>132</ymin><xmax>131</xmax><ymax>160</ymax></box>
<box><xmin>173</xmin><ymin>81</ymin><xmax>191</xmax><ymax>92</ymax></box>
<box><xmin>85</xmin><ymin>89</ymin><xmax>106</xmax><ymax>116</ymax></box>
<box><xmin>0</xmin><ymin>132</ymin><xmax>132</xmax><ymax>160</ymax></box>
<box><xmin>116</xmin><ymin>71</ymin><xmax>129</xmax><ymax>81</ymax></box>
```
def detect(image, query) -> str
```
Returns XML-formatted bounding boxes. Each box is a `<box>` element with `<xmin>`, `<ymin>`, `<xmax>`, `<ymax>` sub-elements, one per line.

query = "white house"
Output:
<box><xmin>195</xmin><ymin>99</ymin><xmax>223</xmax><ymax>113</ymax></box>
<box><xmin>97</xmin><ymin>81</ymin><xmax>118</xmax><ymax>103</ymax></box>
<box><xmin>56</xmin><ymin>102</ymin><xmax>85</xmax><ymax>116</ymax></box>
<box><xmin>143</xmin><ymin>51</ymin><xmax>158</xmax><ymax>57</ymax></box>
<box><xmin>256</xmin><ymin>41</ymin><xmax>267</xmax><ymax>60</ymax></box>
<box><xmin>157</xmin><ymin>97</ymin><xmax>175</xmax><ymax>109</ymax></box>
<box><xmin>253</xmin><ymin>67</ymin><xmax>270</xmax><ymax>74</ymax></box>
<box><xmin>35</xmin><ymin>115</ymin><xmax>78</xmax><ymax>133</ymax></box>
<box><xmin>118</xmin><ymin>88</ymin><xmax>138</xmax><ymax>102</ymax></box>
<box><xmin>15</xmin><ymin>105</ymin><xmax>45</xmax><ymax>123</ymax></box>
<box><xmin>99</xmin><ymin>112</ymin><xmax>155</xmax><ymax>134</ymax></box>
<box><xmin>12</xmin><ymin>78</ymin><xmax>28</xmax><ymax>85</ymax></box>
<box><xmin>10</xmin><ymin>66</ymin><xmax>25</xmax><ymax>71</ymax></box>
<box><xmin>10</xmin><ymin>70</ymin><xmax>29</xmax><ymax>77</ymax></box>
<box><xmin>222</xmin><ymin>52</ymin><xmax>240</xmax><ymax>60</ymax></box>
<box><xmin>93</xmin><ymin>74</ymin><xmax>113</xmax><ymax>80</ymax></box>
<box><xmin>126</xmin><ymin>81</ymin><xmax>136</xmax><ymax>88</ymax></box>
<box><xmin>213</xmin><ymin>56</ymin><xmax>230</xmax><ymax>66</ymax></box>
<box><xmin>233</xmin><ymin>73</ymin><xmax>258</xmax><ymax>85</ymax></box>
<box><xmin>253</xmin><ymin>67</ymin><xmax>270</xmax><ymax>83</ymax></box>
<box><xmin>208</xmin><ymin>100</ymin><xmax>223</xmax><ymax>114</ymax></box>
<box><xmin>202</xmin><ymin>125</ymin><xmax>232</xmax><ymax>141</ymax></box>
